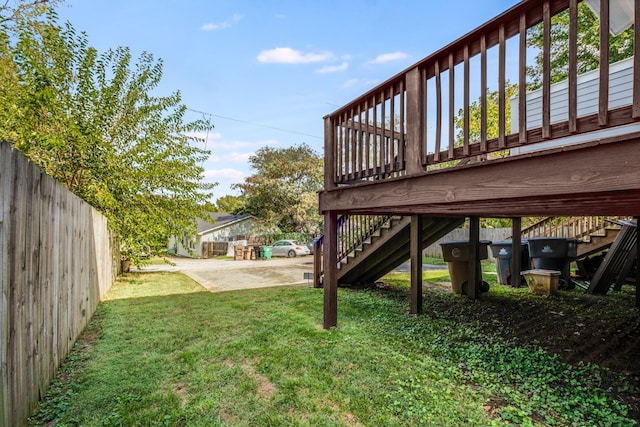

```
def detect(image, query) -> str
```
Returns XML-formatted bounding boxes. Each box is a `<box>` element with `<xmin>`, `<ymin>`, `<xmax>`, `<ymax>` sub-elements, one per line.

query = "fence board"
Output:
<box><xmin>424</xmin><ymin>227</ymin><xmax>511</xmax><ymax>260</ymax></box>
<box><xmin>0</xmin><ymin>142</ymin><xmax>117</xmax><ymax>426</ymax></box>
<box><xmin>0</xmin><ymin>143</ymin><xmax>12</xmax><ymax>427</ymax></box>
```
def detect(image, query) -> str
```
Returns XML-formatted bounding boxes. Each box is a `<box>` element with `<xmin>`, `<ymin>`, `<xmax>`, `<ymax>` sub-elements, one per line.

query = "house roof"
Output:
<box><xmin>196</xmin><ymin>212</ymin><xmax>253</xmax><ymax>235</ymax></box>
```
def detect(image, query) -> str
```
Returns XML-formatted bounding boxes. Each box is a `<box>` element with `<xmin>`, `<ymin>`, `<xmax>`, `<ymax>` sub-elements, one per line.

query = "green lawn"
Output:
<box><xmin>29</xmin><ymin>270</ymin><xmax>636</xmax><ymax>426</ymax></box>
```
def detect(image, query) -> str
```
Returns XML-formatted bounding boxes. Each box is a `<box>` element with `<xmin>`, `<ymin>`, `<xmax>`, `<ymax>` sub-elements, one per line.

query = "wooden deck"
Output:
<box><xmin>318</xmin><ymin>0</ymin><xmax>640</xmax><ymax>328</ymax></box>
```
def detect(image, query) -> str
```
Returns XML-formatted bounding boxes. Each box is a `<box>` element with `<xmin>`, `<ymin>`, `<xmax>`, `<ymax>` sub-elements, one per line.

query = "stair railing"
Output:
<box><xmin>336</xmin><ymin>215</ymin><xmax>394</xmax><ymax>262</ymax></box>
<box><xmin>313</xmin><ymin>214</ymin><xmax>396</xmax><ymax>287</ymax></box>
<box><xmin>520</xmin><ymin>216</ymin><xmax>623</xmax><ymax>240</ymax></box>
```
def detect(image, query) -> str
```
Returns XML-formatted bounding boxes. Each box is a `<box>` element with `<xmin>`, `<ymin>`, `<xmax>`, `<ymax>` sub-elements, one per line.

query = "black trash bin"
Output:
<box><xmin>489</xmin><ymin>240</ymin><xmax>530</xmax><ymax>287</ymax></box>
<box><xmin>440</xmin><ymin>240</ymin><xmax>491</xmax><ymax>295</ymax></box>
<box><xmin>253</xmin><ymin>245</ymin><xmax>262</xmax><ymax>260</ymax></box>
<box><xmin>526</xmin><ymin>237</ymin><xmax>571</xmax><ymax>288</ymax></box>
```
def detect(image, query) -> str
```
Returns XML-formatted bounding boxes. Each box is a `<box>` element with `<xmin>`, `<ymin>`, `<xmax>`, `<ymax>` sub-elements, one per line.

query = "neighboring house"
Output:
<box><xmin>511</xmin><ymin>56</ymin><xmax>637</xmax><ymax>155</ymax></box>
<box><xmin>169</xmin><ymin>213</ymin><xmax>259</xmax><ymax>258</ymax></box>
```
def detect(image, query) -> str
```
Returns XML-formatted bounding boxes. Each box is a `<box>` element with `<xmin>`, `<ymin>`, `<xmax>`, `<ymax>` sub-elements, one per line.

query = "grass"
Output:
<box><xmin>28</xmin><ymin>269</ymin><xmax>638</xmax><ymax>426</ymax></box>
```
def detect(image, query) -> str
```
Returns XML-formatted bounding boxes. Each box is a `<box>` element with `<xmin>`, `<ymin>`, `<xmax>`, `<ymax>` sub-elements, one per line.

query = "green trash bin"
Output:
<box><xmin>261</xmin><ymin>246</ymin><xmax>272</xmax><ymax>260</ymax></box>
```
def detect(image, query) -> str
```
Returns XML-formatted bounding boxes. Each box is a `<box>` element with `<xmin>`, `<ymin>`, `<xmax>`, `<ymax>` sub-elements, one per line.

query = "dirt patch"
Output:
<box><xmin>241</xmin><ymin>360</ymin><xmax>276</xmax><ymax>400</ymax></box>
<box><xmin>174</xmin><ymin>382</ymin><xmax>188</xmax><ymax>408</ymax></box>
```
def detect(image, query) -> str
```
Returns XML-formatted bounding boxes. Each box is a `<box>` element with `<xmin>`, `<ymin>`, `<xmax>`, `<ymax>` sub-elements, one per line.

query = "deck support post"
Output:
<box><xmin>323</xmin><ymin>211</ymin><xmax>338</xmax><ymax>329</ymax></box>
<box><xmin>511</xmin><ymin>217</ymin><xmax>522</xmax><ymax>287</ymax></box>
<box><xmin>467</xmin><ymin>216</ymin><xmax>480</xmax><ymax>300</ymax></box>
<box><xmin>410</xmin><ymin>215</ymin><xmax>423</xmax><ymax>314</ymax></box>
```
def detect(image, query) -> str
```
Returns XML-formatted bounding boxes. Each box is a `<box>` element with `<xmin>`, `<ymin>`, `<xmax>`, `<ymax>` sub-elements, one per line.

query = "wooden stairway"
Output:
<box><xmin>521</xmin><ymin>216</ymin><xmax>624</xmax><ymax>260</ymax></box>
<box><xmin>336</xmin><ymin>216</ymin><xmax>464</xmax><ymax>286</ymax></box>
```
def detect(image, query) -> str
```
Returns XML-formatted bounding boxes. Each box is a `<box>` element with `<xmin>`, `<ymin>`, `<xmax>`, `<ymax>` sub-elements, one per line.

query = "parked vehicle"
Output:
<box><xmin>307</xmin><ymin>237</ymin><xmax>321</xmax><ymax>254</ymax></box>
<box><xmin>271</xmin><ymin>240</ymin><xmax>310</xmax><ymax>257</ymax></box>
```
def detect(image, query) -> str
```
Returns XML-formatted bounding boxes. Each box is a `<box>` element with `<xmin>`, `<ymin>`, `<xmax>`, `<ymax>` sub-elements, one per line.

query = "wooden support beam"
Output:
<box><xmin>410</xmin><ymin>215</ymin><xmax>424</xmax><ymax>314</ymax></box>
<box><xmin>511</xmin><ymin>217</ymin><xmax>523</xmax><ymax>287</ymax></box>
<box><xmin>323</xmin><ymin>212</ymin><xmax>338</xmax><ymax>329</ymax></box>
<box><xmin>467</xmin><ymin>216</ymin><xmax>480</xmax><ymax>299</ymax></box>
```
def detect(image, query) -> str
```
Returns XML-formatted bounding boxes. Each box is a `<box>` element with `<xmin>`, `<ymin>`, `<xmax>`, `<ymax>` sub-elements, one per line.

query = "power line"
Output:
<box><xmin>187</xmin><ymin>108</ymin><xmax>322</xmax><ymax>140</ymax></box>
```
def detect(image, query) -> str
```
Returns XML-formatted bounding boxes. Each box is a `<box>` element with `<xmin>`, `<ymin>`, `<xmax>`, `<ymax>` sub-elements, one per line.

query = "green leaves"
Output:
<box><xmin>526</xmin><ymin>3</ymin><xmax>634</xmax><ymax>89</ymax></box>
<box><xmin>0</xmin><ymin>8</ymin><xmax>215</xmax><ymax>264</ymax></box>
<box><xmin>233</xmin><ymin>143</ymin><xmax>323</xmax><ymax>234</ymax></box>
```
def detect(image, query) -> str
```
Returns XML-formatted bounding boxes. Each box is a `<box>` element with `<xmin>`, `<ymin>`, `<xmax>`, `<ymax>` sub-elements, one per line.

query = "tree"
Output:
<box><xmin>232</xmin><ymin>143</ymin><xmax>323</xmax><ymax>234</ymax></box>
<box><xmin>0</xmin><ymin>10</ymin><xmax>215</xmax><ymax>263</ymax></box>
<box><xmin>0</xmin><ymin>0</ymin><xmax>59</xmax><ymax>28</ymax></box>
<box><xmin>454</xmin><ymin>82</ymin><xmax>518</xmax><ymax>145</ymax></box>
<box><xmin>526</xmin><ymin>2</ymin><xmax>634</xmax><ymax>89</ymax></box>
<box><xmin>213</xmin><ymin>195</ymin><xmax>246</xmax><ymax>214</ymax></box>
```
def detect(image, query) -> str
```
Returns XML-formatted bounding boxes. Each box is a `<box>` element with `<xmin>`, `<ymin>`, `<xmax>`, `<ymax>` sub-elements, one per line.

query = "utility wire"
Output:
<box><xmin>187</xmin><ymin>108</ymin><xmax>322</xmax><ymax>140</ymax></box>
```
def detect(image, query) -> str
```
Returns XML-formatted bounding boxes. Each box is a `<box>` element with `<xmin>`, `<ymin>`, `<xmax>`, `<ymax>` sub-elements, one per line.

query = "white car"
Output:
<box><xmin>270</xmin><ymin>240</ymin><xmax>310</xmax><ymax>257</ymax></box>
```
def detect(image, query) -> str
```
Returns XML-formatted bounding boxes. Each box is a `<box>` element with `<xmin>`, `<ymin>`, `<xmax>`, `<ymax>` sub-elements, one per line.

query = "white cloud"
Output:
<box><xmin>203</xmin><ymin>168</ymin><xmax>246</xmax><ymax>181</ymax></box>
<box><xmin>368</xmin><ymin>51</ymin><xmax>409</xmax><ymax>64</ymax></box>
<box><xmin>207</xmin><ymin>149</ymin><xmax>253</xmax><ymax>164</ymax></box>
<box><xmin>340</xmin><ymin>78</ymin><xmax>380</xmax><ymax>90</ymax></box>
<box><xmin>316</xmin><ymin>61</ymin><xmax>348</xmax><ymax>74</ymax></box>
<box><xmin>257</xmin><ymin>47</ymin><xmax>333</xmax><ymax>64</ymax></box>
<box><xmin>201</xmin><ymin>14</ymin><xmax>242</xmax><ymax>31</ymax></box>
<box><xmin>212</xmin><ymin>139</ymin><xmax>278</xmax><ymax>150</ymax></box>
<box><xmin>340</xmin><ymin>78</ymin><xmax>359</xmax><ymax>89</ymax></box>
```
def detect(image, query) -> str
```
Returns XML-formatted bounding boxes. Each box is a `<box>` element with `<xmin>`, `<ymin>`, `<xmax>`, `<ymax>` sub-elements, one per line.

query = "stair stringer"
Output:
<box><xmin>337</xmin><ymin>216</ymin><xmax>465</xmax><ymax>286</ymax></box>
<box><xmin>574</xmin><ymin>228</ymin><xmax>620</xmax><ymax>259</ymax></box>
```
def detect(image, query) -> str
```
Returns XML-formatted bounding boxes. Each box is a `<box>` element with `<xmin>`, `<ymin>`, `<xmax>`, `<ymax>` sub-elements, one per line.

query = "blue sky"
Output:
<box><xmin>56</xmin><ymin>0</ymin><xmax>519</xmax><ymax>201</ymax></box>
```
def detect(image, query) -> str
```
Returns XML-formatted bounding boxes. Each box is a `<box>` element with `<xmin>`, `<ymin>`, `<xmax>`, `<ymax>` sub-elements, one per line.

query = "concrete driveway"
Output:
<box><xmin>135</xmin><ymin>256</ymin><xmax>316</xmax><ymax>292</ymax></box>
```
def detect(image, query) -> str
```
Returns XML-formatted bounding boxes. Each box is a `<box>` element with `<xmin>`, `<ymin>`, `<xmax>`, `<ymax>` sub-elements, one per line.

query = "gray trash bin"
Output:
<box><xmin>440</xmin><ymin>240</ymin><xmax>491</xmax><ymax>295</ymax></box>
<box><xmin>489</xmin><ymin>240</ymin><xmax>530</xmax><ymax>287</ymax></box>
<box><xmin>526</xmin><ymin>237</ymin><xmax>571</xmax><ymax>289</ymax></box>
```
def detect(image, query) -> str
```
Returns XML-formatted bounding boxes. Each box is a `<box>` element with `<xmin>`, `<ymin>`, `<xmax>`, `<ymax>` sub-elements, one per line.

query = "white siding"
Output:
<box><xmin>510</xmin><ymin>56</ymin><xmax>633</xmax><ymax>131</ymax></box>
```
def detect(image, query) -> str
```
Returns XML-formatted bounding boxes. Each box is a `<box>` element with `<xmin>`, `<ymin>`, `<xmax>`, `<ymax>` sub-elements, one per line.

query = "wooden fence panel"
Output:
<box><xmin>1</xmin><ymin>141</ymin><xmax>12</xmax><ymax>427</ymax></box>
<box><xmin>0</xmin><ymin>141</ymin><xmax>118</xmax><ymax>426</ymax></box>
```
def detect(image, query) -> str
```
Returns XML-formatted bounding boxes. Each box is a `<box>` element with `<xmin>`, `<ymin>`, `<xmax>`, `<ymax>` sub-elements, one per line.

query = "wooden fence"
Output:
<box><xmin>423</xmin><ymin>227</ymin><xmax>512</xmax><ymax>260</ymax></box>
<box><xmin>0</xmin><ymin>142</ymin><xmax>118</xmax><ymax>427</ymax></box>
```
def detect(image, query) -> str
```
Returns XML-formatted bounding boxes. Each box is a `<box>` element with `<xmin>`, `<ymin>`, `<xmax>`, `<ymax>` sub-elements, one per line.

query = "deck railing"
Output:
<box><xmin>324</xmin><ymin>0</ymin><xmax>640</xmax><ymax>189</ymax></box>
